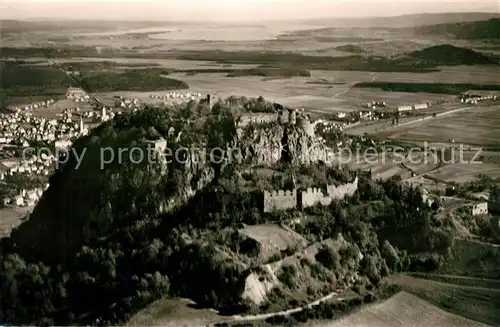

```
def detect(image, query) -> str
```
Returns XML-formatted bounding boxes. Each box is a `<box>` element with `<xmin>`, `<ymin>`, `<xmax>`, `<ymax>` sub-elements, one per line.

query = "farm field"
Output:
<box><xmin>164</xmin><ymin>72</ymin><xmax>455</xmax><ymax>112</ymax></box>
<box><xmin>426</xmin><ymin>161</ymin><xmax>500</xmax><ymax>183</ymax></box>
<box><xmin>417</xmin><ymin>150</ymin><xmax>500</xmax><ymax>183</ymax></box>
<box><xmin>402</xmin><ymin>151</ymin><xmax>440</xmax><ymax>175</ymax></box>
<box><xmin>381</xmin><ymin>104</ymin><xmax>500</xmax><ymax>146</ymax></box>
<box><xmin>344</xmin><ymin>153</ymin><xmax>411</xmax><ymax>180</ymax></box>
<box><xmin>314</xmin><ymin>66</ymin><xmax>500</xmax><ymax>85</ymax></box>
<box><xmin>389</xmin><ymin>274</ymin><xmax>500</xmax><ymax>326</ymax></box>
<box><xmin>301</xmin><ymin>291</ymin><xmax>487</xmax><ymax>327</ymax></box>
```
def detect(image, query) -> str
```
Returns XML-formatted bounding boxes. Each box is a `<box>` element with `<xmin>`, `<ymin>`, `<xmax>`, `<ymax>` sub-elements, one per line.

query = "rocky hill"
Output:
<box><xmin>1</xmin><ymin>98</ymin><xmax>457</xmax><ymax>326</ymax></box>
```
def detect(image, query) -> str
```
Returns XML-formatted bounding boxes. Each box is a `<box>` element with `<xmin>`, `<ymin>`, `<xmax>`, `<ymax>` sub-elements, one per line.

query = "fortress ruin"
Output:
<box><xmin>237</xmin><ymin>108</ymin><xmax>316</xmax><ymax>138</ymax></box>
<box><xmin>263</xmin><ymin>189</ymin><xmax>297</xmax><ymax>212</ymax></box>
<box><xmin>263</xmin><ymin>177</ymin><xmax>358</xmax><ymax>212</ymax></box>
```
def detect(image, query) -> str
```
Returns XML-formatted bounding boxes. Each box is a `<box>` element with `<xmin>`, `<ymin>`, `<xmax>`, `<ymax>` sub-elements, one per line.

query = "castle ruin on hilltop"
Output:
<box><xmin>236</xmin><ymin>108</ymin><xmax>316</xmax><ymax>138</ymax></box>
<box><xmin>263</xmin><ymin>177</ymin><xmax>359</xmax><ymax>212</ymax></box>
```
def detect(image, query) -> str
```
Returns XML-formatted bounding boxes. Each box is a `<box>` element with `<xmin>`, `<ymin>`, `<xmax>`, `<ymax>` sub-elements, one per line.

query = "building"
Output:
<box><xmin>413</xmin><ymin>103</ymin><xmax>429</xmax><ymax>110</ymax></box>
<box><xmin>397</xmin><ymin>105</ymin><xmax>412</xmax><ymax>112</ymax></box>
<box><xmin>469</xmin><ymin>202</ymin><xmax>488</xmax><ymax>216</ymax></box>
<box><xmin>263</xmin><ymin>189</ymin><xmax>297</xmax><ymax>213</ymax></box>
<box><xmin>66</xmin><ymin>87</ymin><xmax>87</xmax><ymax>98</ymax></box>
<box><xmin>55</xmin><ymin>139</ymin><xmax>72</xmax><ymax>151</ymax></box>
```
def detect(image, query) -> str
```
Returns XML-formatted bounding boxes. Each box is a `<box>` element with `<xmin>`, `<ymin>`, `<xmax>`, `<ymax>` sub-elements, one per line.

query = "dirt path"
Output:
<box><xmin>207</xmin><ymin>290</ymin><xmax>354</xmax><ymax>326</ymax></box>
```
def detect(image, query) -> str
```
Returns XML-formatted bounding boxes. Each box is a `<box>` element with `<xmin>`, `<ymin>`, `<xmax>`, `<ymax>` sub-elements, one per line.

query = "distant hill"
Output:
<box><xmin>297</xmin><ymin>12</ymin><xmax>500</xmax><ymax>28</ymax></box>
<box><xmin>0</xmin><ymin>19</ymin><xmax>169</xmax><ymax>34</ymax></box>
<box><xmin>408</xmin><ymin>44</ymin><xmax>498</xmax><ymax>65</ymax></box>
<box><xmin>414</xmin><ymin>18</ymin><xmax>500</xmax><ymax>39</ymax></box>
<box><xmin>335</xmin><ymin>44</ymin><xmax>365</xmax><ymax>54</ymax></box>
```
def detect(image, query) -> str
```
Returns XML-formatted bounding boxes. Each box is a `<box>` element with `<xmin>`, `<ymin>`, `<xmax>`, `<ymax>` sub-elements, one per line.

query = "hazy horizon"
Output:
<box><xmin>2</xmin><ymin>0</ymin><xmax>499</xmax><ymax>22</ymax></box>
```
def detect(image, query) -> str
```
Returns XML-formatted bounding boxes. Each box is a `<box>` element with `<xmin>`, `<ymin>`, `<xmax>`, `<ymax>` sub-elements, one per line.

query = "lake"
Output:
<box><xmin>76</xmin><ymin>23</ymin><xmax>327</xmax><ymax>41</ymax></box>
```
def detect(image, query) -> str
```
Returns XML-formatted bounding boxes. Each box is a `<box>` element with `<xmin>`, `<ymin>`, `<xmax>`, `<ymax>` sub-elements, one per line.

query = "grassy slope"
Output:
<box><xmin>389</xmin><ymin>274</ymin><xmax>500</xmax><ymax>326</ymax></box>
<box><xmin>439</xmin><ymin>239</ymin><xmax>500</xmax><ymax>279</ymax></box>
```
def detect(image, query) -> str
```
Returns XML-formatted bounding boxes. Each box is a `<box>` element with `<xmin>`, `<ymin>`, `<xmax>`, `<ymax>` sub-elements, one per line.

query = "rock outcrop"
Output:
<box><xmin>238</xmin><ymin>124</ymin><xmax>333</xmax><ymax>166</ymax></box>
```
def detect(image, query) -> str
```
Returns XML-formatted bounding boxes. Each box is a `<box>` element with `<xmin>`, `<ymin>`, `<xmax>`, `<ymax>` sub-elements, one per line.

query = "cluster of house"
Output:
<box><xmin>2</xmin><ymin>185</ymin><xmax>49</xmax><ymax>208</ymax></box>
<box><xmin>364</xmin><ymin>100</ymin><xmax>388</xmax><ymax>109</ymax></box>
<box><xmin>0</xmin><ymin>109</ymin><xmax>89</xmax><ymax>147</ymax></box>
<box><xmin>150</xmin><ymin>92</ymin><xmax>203</xmax><ymax>101</ymax></box>
<box><xmin>1</xmin><ymin>154</ymin><xmax>55</xmax><ymax>178</ymax></box>
<box><xmin>66</xmin><ymin>87</ymin><xmax>91</xmax><ymax>102</ymax></box>
<box><xmin>13</xmin><ymin>99</ymin><xmax>56</xmax><ymax>111</ymax></box>
<box><xmin>116</xmin><ymin>96</ymin><xmax>142</xmax><ymax>109</ymax></box>
<box><xmin>459</xmin><ymin>93</ymin><xmax>497</xmax><ymax>104</ymax></box>
<box><xmin>263</xmin><ymin>177</ymin><xmax>359</xmax><ymax>212</ymax></box>
<box><xmin>80</xmin><ymin>106</ymin><xmax>117</xmax><ymax>122</ymax></box>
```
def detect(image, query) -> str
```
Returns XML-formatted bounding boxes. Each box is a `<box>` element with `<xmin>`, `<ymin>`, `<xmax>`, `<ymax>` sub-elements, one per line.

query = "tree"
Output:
<box><xmin>381</xmin><ymin>240</ymin><xmax>399</xmax><ymax>272</ymax></box>
<box><xmin>315</xmin><ymin>246</ymin><xmax>341</xmax><ymax>271</ymax></box>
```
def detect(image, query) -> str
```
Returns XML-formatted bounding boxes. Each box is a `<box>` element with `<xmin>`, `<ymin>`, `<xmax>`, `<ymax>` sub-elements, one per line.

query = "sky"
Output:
<box><xmin>2</xmin><ymin>0</ymin><xmax>499</xmax><ymax>21</ymax></box>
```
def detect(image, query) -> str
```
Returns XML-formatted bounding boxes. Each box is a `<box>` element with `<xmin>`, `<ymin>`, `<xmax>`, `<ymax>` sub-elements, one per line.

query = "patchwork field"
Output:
<box><xmin>382</xmin><ymin>105</ymin><xmax>500</xmax><ymax>146</ymax></box>
<box><xmin>302</xmin><ymin>291</ymin><xmax>487</xmax><ymax>327</ymax></box>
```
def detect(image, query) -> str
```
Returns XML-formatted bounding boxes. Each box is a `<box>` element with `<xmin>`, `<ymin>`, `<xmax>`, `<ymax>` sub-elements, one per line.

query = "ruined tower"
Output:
<box><xmin>288</xmin><ymin>109</ymin><xmax>297</xmax><ymax>125</ymax></box>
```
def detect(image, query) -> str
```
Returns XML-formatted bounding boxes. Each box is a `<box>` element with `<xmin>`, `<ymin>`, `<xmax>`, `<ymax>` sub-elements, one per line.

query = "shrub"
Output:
<box><xmin>315</xmin><ymin>246</ymin><xmax>341</xmax><ymax>271</ymax></box>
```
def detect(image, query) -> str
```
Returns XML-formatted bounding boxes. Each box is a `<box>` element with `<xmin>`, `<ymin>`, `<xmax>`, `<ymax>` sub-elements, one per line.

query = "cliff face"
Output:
<box><xmin>238</xmin><ymin>124</ymin><xmax>332</xmax><ymax>166</ymax></box>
